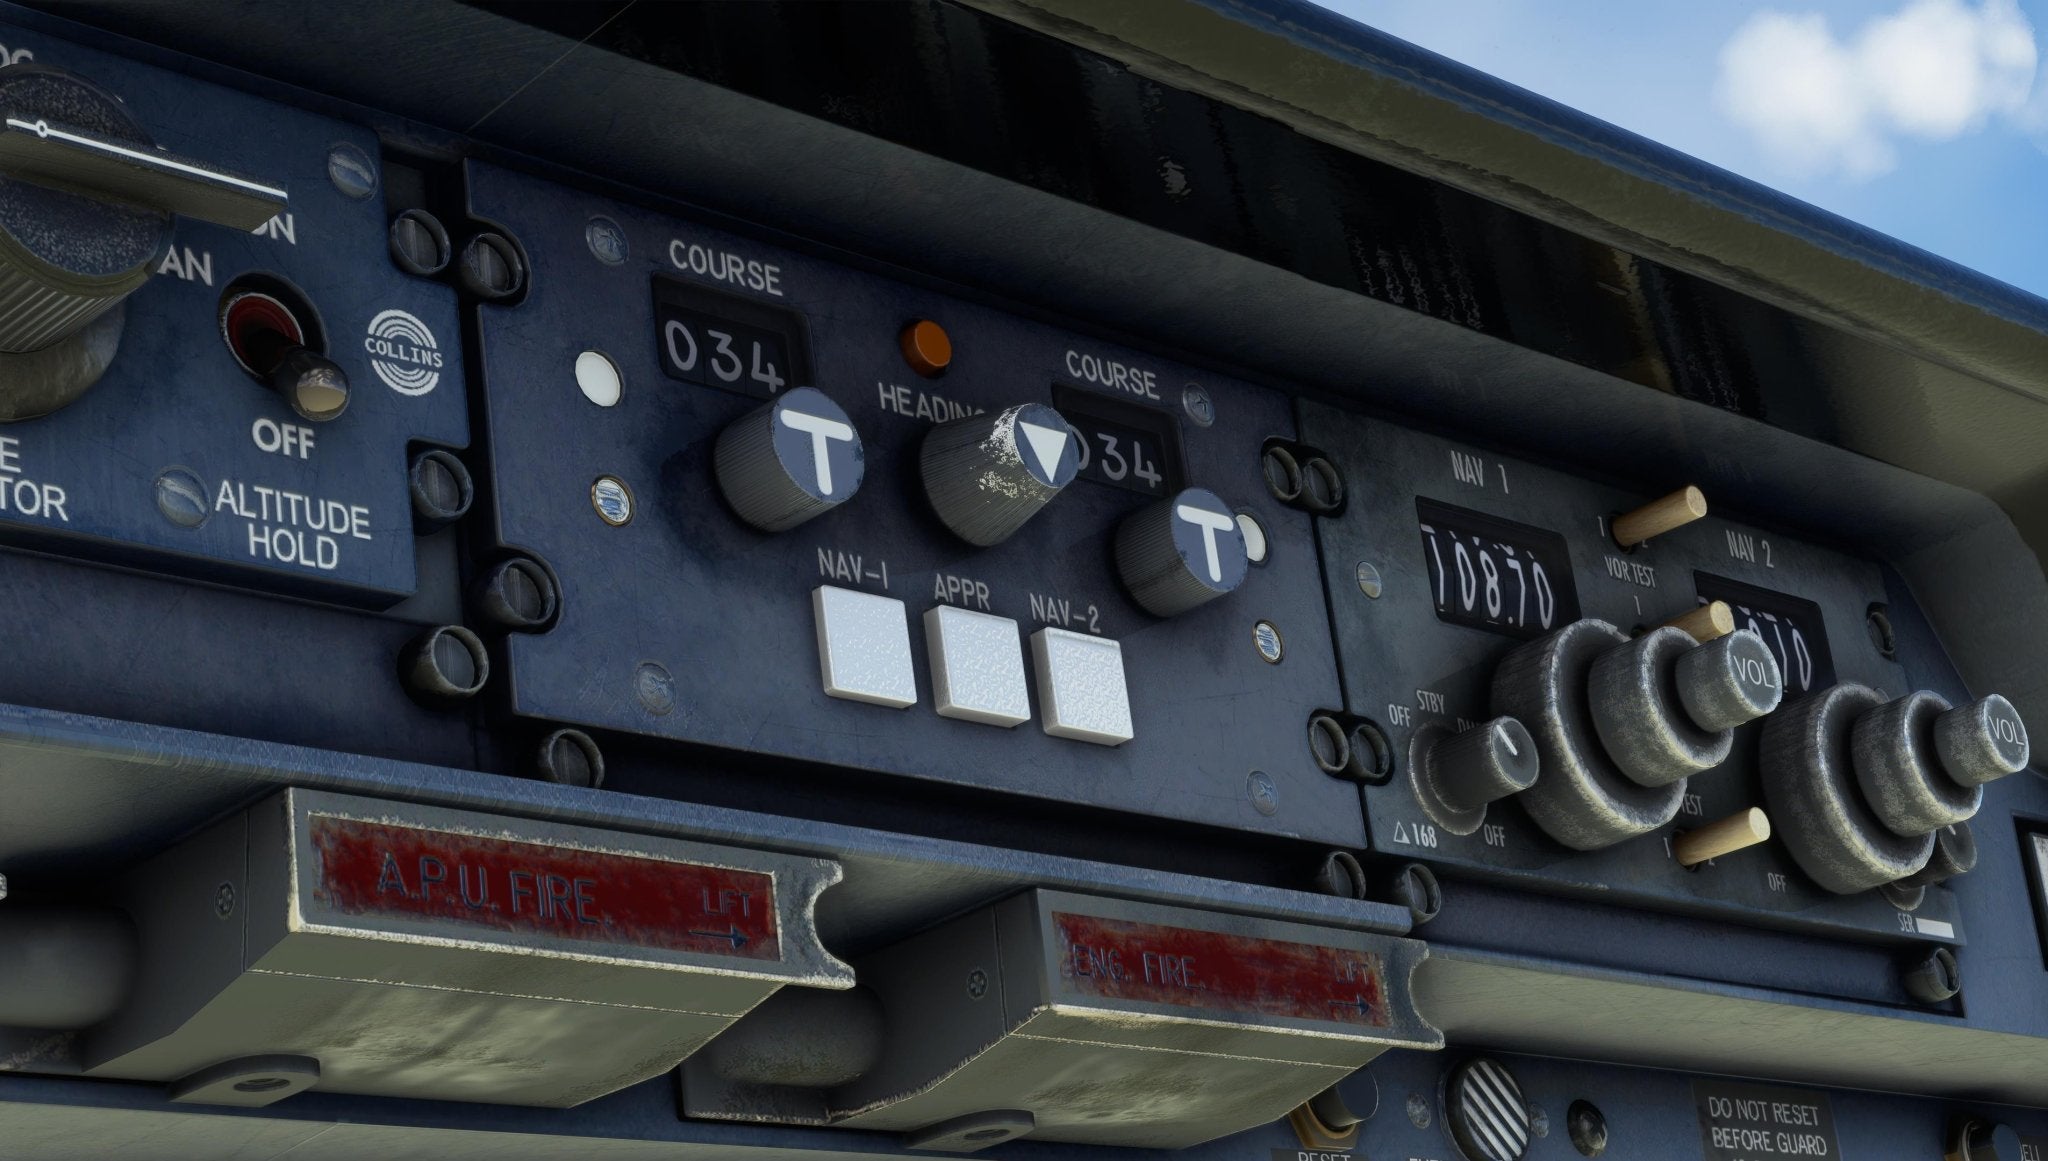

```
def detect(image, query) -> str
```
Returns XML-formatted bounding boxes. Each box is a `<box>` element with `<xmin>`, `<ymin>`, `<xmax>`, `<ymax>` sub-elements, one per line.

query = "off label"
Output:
<box><xmin>1694</xmin><ymin>1080</ymin><xmax>1838</xmax><ymax>1160</ymax></box>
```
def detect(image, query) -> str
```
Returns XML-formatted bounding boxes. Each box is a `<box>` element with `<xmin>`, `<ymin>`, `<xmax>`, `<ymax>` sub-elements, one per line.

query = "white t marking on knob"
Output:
<box><xmin>781</xmin><ymin>409</ymin><xmax>855</xmax><ymax>496</ymax></box>
<box><xmin>1175</xmin><ymin>503</ymin><xmax>1237</xmax><ymax>582</ymax></box>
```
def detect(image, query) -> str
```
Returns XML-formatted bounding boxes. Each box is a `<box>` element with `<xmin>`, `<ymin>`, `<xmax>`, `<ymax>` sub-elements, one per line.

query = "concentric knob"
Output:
<box><xmin>714</xmin><ymin>387</ymin><xmax>865</xmax><ymax>531</ymax></box>
<box><xmin>1408</xmin><ymin>716</ymin><xmax>1539</xmax><ymax>835</ymax></box>
<box><xmin>1588</xmin><ymin>627</ymin><xmax>1734</xmax><ymax>788</ymax></box>
<box><xmin>921</xmin><ymin>403</ymin><xmax>1079</xmax><ymax>545</ymax></box>
<box><xmin>1762</xmin><ymin>684</ymin><xmax>1936</xmax><ymax>893</ymax></box>
<box><xmin>1493</xmin><ymin>619</ymin><xmax>1685</xmax><ymax>850</ymax></box>
<box><xmin>1114</xmin><ymin>486</ymin><xmax>1248</xmax><ymax>617</ymax></box>
<box><xmin>1675</xmin><ymin>629</ymin><xmax>1784</xmax><ymax>731</ymax></box>
<box><xmin>0</xmin><ymin>66</ymin><xmax>285</xmax><ymax>417</ymax></box>
<box><xmin>1935</xmin><ymin>694</ymin><xmax>2030</xmax><ymax>785</ymax></box>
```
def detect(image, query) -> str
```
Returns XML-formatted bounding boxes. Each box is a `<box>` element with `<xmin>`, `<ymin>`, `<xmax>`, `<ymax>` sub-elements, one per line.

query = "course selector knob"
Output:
<box><xmin>921</xmin><ymin>403</ymin><xmax>1079</xmax><ymax>545</ymax></box>
<box><xmin>714</xmin><ymin>387</ymin><xmax>865</xmax><ymax>532</ymax></box>
<box><xmin>0</xmin><ymin>67</ymin><xmax>285</xmax><ymax>417</ymax></box>
<box><xmin>1114</xmin><ymin>486</ymin><xmax>1249</xmax><ymax>617</ymax></box>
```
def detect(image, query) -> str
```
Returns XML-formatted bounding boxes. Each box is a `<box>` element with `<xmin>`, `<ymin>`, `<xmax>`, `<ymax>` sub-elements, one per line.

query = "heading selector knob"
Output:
<box><xmin>714</xmin><ymin>387</ymin><xmax>865</xmax><ymax>532</ymax></box>
<box><xmin>1114</xmin><ymin>486</ymin><xmax>1249</xmax><ymax>617</ymax></box>
<box><xmin>0</xmin><ymin>66</ymin><xmax>286</xmax><ymax>418</ymax></box>
<box><xmin>921</xmin><ymin>403</ymin><xmax>1079</xmax><ymax>545</ymax></box>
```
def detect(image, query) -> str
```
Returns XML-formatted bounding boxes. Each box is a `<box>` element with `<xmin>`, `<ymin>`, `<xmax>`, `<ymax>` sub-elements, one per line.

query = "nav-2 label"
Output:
<box><xmin>309</xmin><ymin>815</ymin><xmax>780</xmax><ymax>960</ymax></box>
<box><xmin>1695</xmin><ymin>1079</ymin><xmax>1839</xmax><ymax>1160</ymax></box>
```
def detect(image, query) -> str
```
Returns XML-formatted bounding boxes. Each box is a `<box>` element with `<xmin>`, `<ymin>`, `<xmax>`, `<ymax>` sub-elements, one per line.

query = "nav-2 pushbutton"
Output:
<box><xmin>715</xmin><ymin>387</ymin><xmax>865</xmax><ymax>531</ymax></box>
<box><xmin>1115</xmin><ymin>487</ymin><xmax>1250</xmax><ymax>617</ymax></box>
<box><xmin>922</xmin><ymin>403</ymin><xmax>1080</xmax><ymax>546</ymax></box>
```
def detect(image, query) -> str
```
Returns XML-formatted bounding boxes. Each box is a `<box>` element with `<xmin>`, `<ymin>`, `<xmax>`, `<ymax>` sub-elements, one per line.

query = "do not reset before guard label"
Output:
<box><xmin>1696</xmin><ymin>1080</ymin><xmax>1840</xmax><ymax>1160</ymax></box>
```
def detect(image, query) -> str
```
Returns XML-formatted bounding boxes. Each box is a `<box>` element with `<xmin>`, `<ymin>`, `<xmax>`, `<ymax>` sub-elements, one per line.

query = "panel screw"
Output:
<box><xmin>1356</xmin><ymin>561</ymin><xmax>1383</xmax><ymax>598</ymax></box>
<box><xmin>473</xmin><ymin>556</ymin><xmax>559</xmax><ymax>632</ymax></box>
<box><xmin>327</xmin><ymin>143</ymin><xmax>377</xmax><ymax>199</ymax></box>
<box><xmin>408</xmin><ymin>449</ymin><xmax>473</xmax><ymax>531</ymax></box>
<box><xmin>389</xmin><ymin>209</ymin><xmax>451</xmax><ymax>276</ymax></box>
<box><xmin>1181</xmin><ymin>384</ymin><xmax>1214</xmax><ymax>426</ymax></box>
<box><xmin>398</xmin><ymin>625</ymin><xmax>490</xmax><ymax>708</ymax></box>
<box><xmin>0</xmin><ymin>872</ymin><xmax>9</xmax><ymax>902</ymax></box>
<box><xmin>1903</xmin><ymin>945</ymin><xmax>1961</xmax><ymax>1004</ymax></box>
<box><xmin>534</xmin><ymin>728</ymin><xmax>605</xmax><ymax>789</ymax></box>
<box><xmin>1567</xmin><ymin>1100</ymin><xmax>1609</xmax><ymax>1157</ymax></box>
<box><xmin>1406</xmin><ymin>1091</ymin><xmax>1432</xmax><ymax>1129</ymax></box>
<box><xmin>591</xmin><ymin>476</ymin><xmax>634</xmax><ymax>526</ymax></box>
<box><xmin>214</xmin><ymin>882</ymin><xmax>236</xmax><ymax>919</ymax></box>
<box><xmin>636</xmin><ymin>662</ymin><xmax>677</xmax><ymax>716</ymax></box>
<box><xmin>153</xmin><ymin>467</ymin><xmax>209</xmax><ymax>529</ymax></box>
<box><xmin>460</xmin><ymin>232</ymin><xmax>526</xmax><ymax>300</ymax></box>
<box><xmin>1253</xmin><ymin>620</ymin><xmax>1284</xmax><ymax>663</ymax></box>
<box><xmin>1247</xmin><ymin>770</ymin><xmax>1280</xmax><ymax>816</ymax></box>
<box><xmin>1867</xmin><ymin>603</ymin><xmax>1898</xmax><ymax>660</ymax></box>
<box><xmin>586</xmin><ymin>216</ymin><xmax>629</xmax><ymax>265</ymax></box>
<box><xmin>966</xmin><ymin>968</ymin><xmax>989</xmax><ymax>999</ymax></box>
<box><xmin>1392</xmin><ymin>862</ymin><xmax>1441</xmax><ymax>924</ymax></box>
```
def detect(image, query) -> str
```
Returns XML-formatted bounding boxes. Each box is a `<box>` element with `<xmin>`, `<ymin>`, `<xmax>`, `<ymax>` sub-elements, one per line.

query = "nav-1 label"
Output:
<box><xmin>1694</xmin><ymin>1080</ymin><xmax>1839</xmax><ymax>1160</ymax></box>
<box><xmin>308</xmin><ymin>815</ymin><xmax>780</xmax><ymax>959</ymax></box>
<box><xmin>1053</xmin><ymin>912</ymin><xmax>1388</xmax><ymax>1026</ymax></box>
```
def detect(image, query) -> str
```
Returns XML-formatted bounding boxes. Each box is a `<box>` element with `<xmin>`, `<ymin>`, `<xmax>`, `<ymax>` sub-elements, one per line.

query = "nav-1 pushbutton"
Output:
<box><xmin>716</xmin><ymin>387</ymin><xmax>864</xmax><ymax>531</ymax></box>
<box><xmin>922</xmin><ymin>403</ymin><xmax>1079</xmax><ymax>546</ymax></box>
<box><xmin>1115</xmin><ymin>487</ymin><xmax>1249</xmax><ymax>617</ymax></box>
<box><xmin>1031</xmin><ymin>627</ymin><xmax>1133</xmax><ymax>746</ymax></box>
<box><xmin>925</xmin><ymin>605</ymin><xmax>1030</xmax><ymax>727</ymax></box>
<box><xmin>813</xmin><ymin>585</ymin><xmax>916</xmax><ymax>709</ymax></box>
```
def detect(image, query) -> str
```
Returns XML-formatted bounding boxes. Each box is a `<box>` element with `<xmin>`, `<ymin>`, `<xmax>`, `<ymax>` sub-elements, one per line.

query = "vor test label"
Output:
<box><xmin>1695</xmin><ymin>1080</ymin><xmax>1840</xmax><ymax>1160</ymax></box>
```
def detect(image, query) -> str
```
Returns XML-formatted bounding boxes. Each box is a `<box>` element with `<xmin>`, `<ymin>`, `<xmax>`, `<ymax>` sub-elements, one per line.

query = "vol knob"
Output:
<box><xmin>1935</xmin><ymin>694</ymin><xmax>2030</xmax><ymax>785</ymax></box>
<box><xmin>1409</xmin><ymin>716</ymin><xmax>1540</xmax><ymax>835</ymax></box>
<box><xmin>921</xmin><ymin>403</ymin><xmax>1079</xmax><ymax>545</ymax></box>
<box><xmin>1675</xmin><ymin>628</ymin><xmax>1784</xmax><ymax>731</ymax></box>
<box><xmin>714</xmin><ymin>387</ymin><xmax>865</xmax><ymax>532</ymax></box>
<box><xmin>1114</xmin><ymin>486</ymin><xmax>1248</xmax><ymax>617</ymax></box>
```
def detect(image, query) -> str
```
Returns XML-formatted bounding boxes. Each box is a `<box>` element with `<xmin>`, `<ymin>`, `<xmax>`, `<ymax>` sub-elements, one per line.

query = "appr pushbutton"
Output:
<box><xmin>925</xmin><ymin>605</ymin><xmax>1030</xmax><ymax>727</ymax></box>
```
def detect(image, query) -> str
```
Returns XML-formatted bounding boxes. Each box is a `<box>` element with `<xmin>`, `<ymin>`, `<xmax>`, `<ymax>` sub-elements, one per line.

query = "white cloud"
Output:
<box><xmin>1714</xmin><ymin>0</ymin><xmax>2038</xmax><ymax>180</ymax></box>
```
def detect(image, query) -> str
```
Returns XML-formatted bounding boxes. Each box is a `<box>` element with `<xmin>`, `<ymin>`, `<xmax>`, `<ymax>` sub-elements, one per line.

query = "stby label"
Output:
<box><xmin>309</xmin><ymin>816</ymin><xmax>779</xmax><ymax>960</ymax></box>
<box><xmin>1694</xmin><ymin>1079</ymin><xmax>1839</xmax><ymax>1160</ymax></box>
<box><xmin>1053</xmin><ymin>912</ymin><xmax>1388</xmax><ymax>1027</ymax></box>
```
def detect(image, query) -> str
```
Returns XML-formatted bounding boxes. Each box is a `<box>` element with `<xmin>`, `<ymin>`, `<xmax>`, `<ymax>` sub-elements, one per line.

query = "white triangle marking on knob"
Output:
<box><xmin>1019</xmin><ymin>421</ymin><xmax>1070</xmax><ymax>480</ymax></box>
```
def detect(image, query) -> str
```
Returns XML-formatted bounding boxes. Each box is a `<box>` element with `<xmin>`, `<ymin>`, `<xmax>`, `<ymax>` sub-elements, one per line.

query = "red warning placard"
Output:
<box><xmin>1052</xmin><ymin>912</ymin><xmax>1388</xmax><ymax>1026</ymax></box>
<box><xmin>308</xmin><ymin>815</ymin><xmax>779</xmax><ymax>960</ymax></box>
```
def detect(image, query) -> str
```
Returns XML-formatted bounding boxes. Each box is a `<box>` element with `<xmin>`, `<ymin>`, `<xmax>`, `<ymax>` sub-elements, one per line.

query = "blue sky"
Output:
<box><xmin>1315</xmin><ymin>0</ymin><xmax>2048</xmax><ymax>300</ymax></box>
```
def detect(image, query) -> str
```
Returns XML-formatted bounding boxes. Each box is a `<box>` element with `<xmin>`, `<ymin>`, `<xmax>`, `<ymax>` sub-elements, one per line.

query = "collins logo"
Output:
<box><xmin>364</xmin><ymin>309</ymin><xmax>442</xmax><ymax>396</ymax></box>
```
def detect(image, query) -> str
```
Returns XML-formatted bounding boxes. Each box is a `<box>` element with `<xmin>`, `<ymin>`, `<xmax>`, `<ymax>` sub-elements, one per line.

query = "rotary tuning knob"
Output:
<box><xmin>1114</xmin><ymin>486</ymin><xmax>1249</xmax><ymax>617</ymax></box>
<box><xmin>1764</xmin><ymin>686</ymin><xmax>2029</xmax><ymax>893</ymax></box>
<box><xmin>1493</xmin><ymin>621</ymin><xmax>1782</xmax><ymax>851</ymax></box>
<box><xmin>921</xmin><ymin>403</ymin><xmax>1079</xmax><ymax>545</ymax></box>
<box><xmin>1586</xmin><ymin>627</ymin><xmax>1784</xmax><ymax>788</ymax></box>
<box><xmin>714</xmin><ymin>387</ymin><xmax>865</xmax><ymax>532</ymax></box>
<box><xmin>1408</xmin><ymin>716</ymin><xmax>1540</xmax><ymax>835</ymax></box>
<box><xmin>0</xmin><ymin>65</ymin><xmax>286</xmax><ymax>419</ymax></box>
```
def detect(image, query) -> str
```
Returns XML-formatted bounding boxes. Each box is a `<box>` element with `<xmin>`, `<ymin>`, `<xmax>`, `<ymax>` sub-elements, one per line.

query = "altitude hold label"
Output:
<box><xmin>1695</xmin><ymin>1080</ymin><xmax>1839</xmax><ymax>1160</ymax></box>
